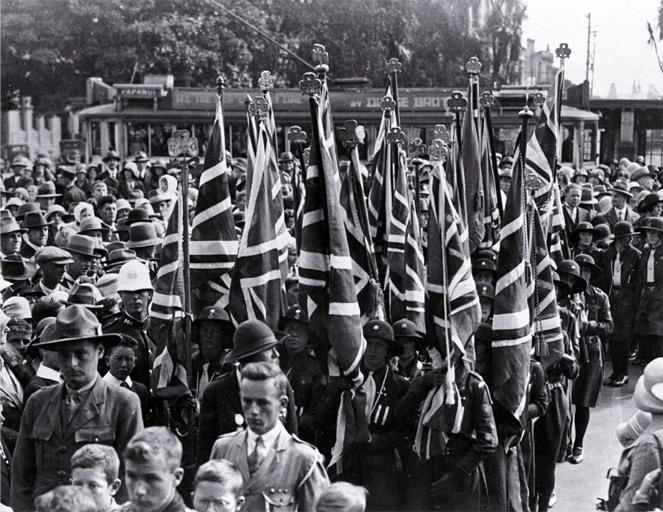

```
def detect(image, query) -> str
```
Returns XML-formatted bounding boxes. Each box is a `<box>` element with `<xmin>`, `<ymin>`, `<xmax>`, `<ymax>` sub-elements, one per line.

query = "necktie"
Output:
<box><xmin>618</xmin><ymin>210</ymin><xmax>623</xmax><ymax>222</ymax></box>
<box><xmin>362</xmin><ymin>372</ymin><xmax>376</xmax><ymax>420</ymax></box>
<box><xmin>613</xmin><ymin>252</ymin><xmax>622</xmax><ymax>286</ymax></box>
<box><xmin>120</xmin><ymin>381</ymin><xmax>130</xmax><ymax>389</ymax></box>
<box><xmin>248</xmin><ymin>436</ymin><xmax>264</xmax><ymax>476</ymax></box>
<box><xmin>647</xmin><ymin>250</ymin><xmax>656</xmax><ymax>283</ymax></box>
<box><xmin>62</xmin><ymin>391</ymin><xmax>81</xmax><ymax>427</ymax></box>
<box><xmin>197</xmin><ymin>363</ymin><xmax>210</xmax><ymax>402</ymax></box>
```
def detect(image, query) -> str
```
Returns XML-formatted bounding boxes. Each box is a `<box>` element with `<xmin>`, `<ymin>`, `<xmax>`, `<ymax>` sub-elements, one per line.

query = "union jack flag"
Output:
<box><xmin>479</xmin><ymin>113</ymin><xmax>500</xmax><ymax>250</ymax></box>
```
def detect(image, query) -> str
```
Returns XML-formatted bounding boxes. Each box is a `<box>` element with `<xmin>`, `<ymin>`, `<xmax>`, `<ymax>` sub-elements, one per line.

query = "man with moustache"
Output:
<box><xmin>19</xmin><ymin>212</ymin><xmax>49</xmax><ymax>259</ymax></box>
<box><xmin>62</xmin><ymin>234</ymin><xmax>106</xmax><ymax>291</ymax></box>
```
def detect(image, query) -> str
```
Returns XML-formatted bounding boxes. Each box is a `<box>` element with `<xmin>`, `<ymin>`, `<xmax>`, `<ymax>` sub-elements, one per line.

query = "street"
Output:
<box><xmin>554</xmin><ymin>361</ymin><xmax>643</xmax><ymax>511</ymax></box>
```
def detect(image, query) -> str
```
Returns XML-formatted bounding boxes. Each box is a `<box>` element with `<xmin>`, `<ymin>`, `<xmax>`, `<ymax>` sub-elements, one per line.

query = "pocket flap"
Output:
<box><xmin>75</xmin><ymin>426</ymin><xmax>115</xmax><ymax>443</ymax></box>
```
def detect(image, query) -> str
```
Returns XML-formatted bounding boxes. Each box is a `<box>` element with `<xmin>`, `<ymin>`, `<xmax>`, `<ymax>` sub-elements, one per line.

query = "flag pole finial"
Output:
<box><xmin>386</xmin><ymin>58</ymin><xmax>402</xmax><ymax>74</ymax></box>
<box><xmin>287</xmin><ymin>126</ymin><xmax>307</xmax><ymax>146</ymax></box>
<box><xmin>167</xmin><ymin>130</ymin><xmax>199</xmax><ymax>159</ymax></box>
<box><xmin>480</xmin><ymin>91</ymin><xmax>494</xmax><ymax>108</ymax></box>
<box><xmin>434</xmin><ymin>124</ymin><xmax>452</xmax><ymax>145</ymax></box>
<box><xmin>466</xmin><ymin>56</ymin><xmax>482</xmax><ymax>75</ymax></box>
<box><xmin>556</xmin><ymin>43</ymin><xmax>571</xmax><ymax>61</ymax></box>
<box><xmin>248</xmin><ymin>96</ymin><xmax>270</xmax><ymax>120</ymax></box>
<box><xmin>447</xmin><ymin>91</ymin><xmax>468</xmax><ymax>113</ymax></box>
<box><xmin>380</xmin><ymin>96</ymin><xmax>397</xmax><ymax>112</ymax></box>
<box><xmin>258</xmin><ymin>70</ymin><xmax>275</xmax><ymax>92</ymax></box>
<box><xmin>386</xmin><ymin>126</ymin><xmax>405</xmax><ymax>146</ymax></box>
<box><xmin>340</xmin><ymin>120</ymin><xmax>364</xmax><ymax>148</ymax></box>
<box><xmin>312</xmin><ymin>44</ymin><xmax>329</xmax><ymax>74</ymax></box>
<box><xmin>299</xmin><ymin>72</ymin><xmax>322</xmax><ymax>97</ymax></box>
<box><xmin>216</xmin><ymin>76</ymin><xmax>225</xmax><ymax>97</ymax></box>
<box><xmin>429</xmin><ymin>139</ymin><xmax>448</xmax><ymax>163</ymax></box>
<box><xmin>408</xmin><ymin>138</ymin><xmax>427</xmax><ymax>157</ymax></box>
<box><xmin>532</xmin><ymin>92</ymin><xmax>546</xmax><ymax>108</ymax></box>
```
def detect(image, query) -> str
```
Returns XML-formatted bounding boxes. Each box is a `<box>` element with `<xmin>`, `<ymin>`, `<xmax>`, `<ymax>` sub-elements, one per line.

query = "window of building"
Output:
<box><xmin>90</xmin><ymin>122</ymin><xmax>102</xmax><ymax>156</ymax></box>
<box><xmin>583</xmin><ymin>127</ymin><xmax>596</xmax><ymax>162</ymax></box>
<box><xmin>645</xmin><ymin>129</ymin><xmax>663</xmax><ymax>167</ymax></box>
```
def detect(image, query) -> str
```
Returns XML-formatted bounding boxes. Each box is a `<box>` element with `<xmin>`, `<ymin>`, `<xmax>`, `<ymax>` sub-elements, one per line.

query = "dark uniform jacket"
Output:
<box><xmin>597</xmin><ymin>245</ymin><xmax>641</xmax><ymax>341</ymax></box>
<box><xmin>10</xmin><ymin>376</ymin><xmax>143</xmax><ymax>511</ymax></box>
<box><xmin>197</xmin><ymin>370</ymin><xmax>299</xmax><ymax>467</ymax></box>
<box><xmin>61</xmin><ymin>184</ymin><xmax>87</xmax><ymax>211</ymax></box>
<box><xmin>104</xmin><ymin>311</ymin><xmax>156</xmax><ymax>392</ymax></box>
<box><xmin>635</xmin><ymin>243</ymin><xmax>663</xmax><ymax>336</ymax></box>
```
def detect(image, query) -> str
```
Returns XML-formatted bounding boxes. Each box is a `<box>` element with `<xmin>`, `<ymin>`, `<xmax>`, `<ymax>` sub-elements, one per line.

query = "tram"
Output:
<box><xmin>78</xmin><ymin>78</ymin><xmax>599</xmax><ymax>167</ymax></box>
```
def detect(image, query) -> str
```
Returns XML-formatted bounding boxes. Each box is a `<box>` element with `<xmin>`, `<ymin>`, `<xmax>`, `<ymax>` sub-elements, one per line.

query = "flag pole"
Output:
<box><xmin>519</xmin><ymin>96</ymin><xmax>535</xmax><ymax>285</ymax></box>
<box><xmin>408</xmin><ymin>138</ymin><xmax>427</xmax><ymax>223</ymax></box>
<box><xmin>287</xmin><ymin>125</ymin><xmax>307</xmax><ymax>253</ymax></box>
<box><xmin>467</xmin><ymin>57</ymin><xmax>481</xmax><ymax>130</ymax></box>
<box><xmin>480</xmin><ymin>92</ymin><xmax>504</xmax><ymax>217</ymax></box>
<box><xmin>387</xmin><ymin>58</ymin><xmax>403</xmax><ymax>127</ymax></box>
<box><xmin>447</xmin><ymin>91</ymin><xmax>467</xmax><ymax>192</ymax></box>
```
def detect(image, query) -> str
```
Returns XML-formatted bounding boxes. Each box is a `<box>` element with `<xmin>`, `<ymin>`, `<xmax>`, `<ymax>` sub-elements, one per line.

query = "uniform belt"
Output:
<box><xmin>548</xmin><ymin>381</ymin><xmax>564</xmax><ymax>390</ymax></box>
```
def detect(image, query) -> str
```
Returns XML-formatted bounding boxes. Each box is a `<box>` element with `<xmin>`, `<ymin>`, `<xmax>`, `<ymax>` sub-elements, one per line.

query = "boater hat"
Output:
<box><xmin>32</xmin><ymin>304</ymin><xmax>121</xmax><ymax>349</ymax></box>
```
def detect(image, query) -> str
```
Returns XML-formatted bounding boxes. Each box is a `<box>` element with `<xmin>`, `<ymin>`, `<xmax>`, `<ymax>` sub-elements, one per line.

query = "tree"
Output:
<box><xmin>646</xmin><ymin>0</ymin><xmax>663</xmax><ymax>74</ymax></box>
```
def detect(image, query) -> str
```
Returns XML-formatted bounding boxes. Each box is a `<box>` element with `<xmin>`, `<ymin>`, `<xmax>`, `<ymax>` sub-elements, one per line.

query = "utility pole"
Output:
<box><xmin>585</xmin><ymin>13</ymin><xmax>592</xmax><ymax>82</ymax></box>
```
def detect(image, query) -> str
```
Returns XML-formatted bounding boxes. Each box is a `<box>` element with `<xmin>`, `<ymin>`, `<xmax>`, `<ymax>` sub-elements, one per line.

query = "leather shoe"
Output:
<box><xmin>613</xmin><ymin>375</ymin><xmax>629</xmax><ymax>387</ymax></box>
<box><xmin>570</xmin><ymin>447</ymin><xmax>583</xmax><ymax>464</ymax></box>
<box><xmin>603</xmin><ymin>374</ymin><xmax>617</xmax><ymax>386</ymax></box>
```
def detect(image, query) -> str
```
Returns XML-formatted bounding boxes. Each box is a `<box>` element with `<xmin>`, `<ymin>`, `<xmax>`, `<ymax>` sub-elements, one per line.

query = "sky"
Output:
<box><xmin>521</xmin><ymin>0</ymin><xmax>662</xmax><ymax>98</ymax></box>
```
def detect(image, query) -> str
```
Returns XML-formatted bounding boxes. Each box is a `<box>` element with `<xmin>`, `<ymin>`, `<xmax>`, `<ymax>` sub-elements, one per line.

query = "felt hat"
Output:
<box><xmin>5</xmin><ymin>198</ymin><xmax>23</xmax><ymax>208</ymax></box>
<box><xmin>95</xmin><ymin>274</ymin><xmax>120</xmax><ymax>299</ymax></box>
<box><xmin>78</xmin><ymin>217</ymin><xmax>111</xmax><ymax>237</ymax></box>
<box><xmin>35</xmin><ymin>181</ymin><xmax>61</xmax><ymax>198</ymax></box>
<box><xmin>125</xmin><ymin>208</ymin><xmax>152</xmax><ymax>226</ymax></box>
<box><xmin>117</xmin><ymin>260</ymin><xmax>153</xmax><ymax>292</ymax></box>
<box><xmin>637</xmin><ymin>193</ymin><xmax>662</xmax><ymax>213</ymax></box>
<box><xmin>594</xmin><ymin>223</ymin><xmax>613</xmax><ymax>244</ymax></box>
<box><xmin>103</xmin><ymin>150</ymin><xmax>121</xmax><ymax>162</ymax></box>
<box><xmin>116</xmin><ymin>199</ymin><xmax>131</xmax><ymax>212</ymax></box>
<box><xmin>148</xmin><ymin>189</ymin><xmax>171</xmax><ymax>205</ymax></box>
<box><xmin>476</xmin><ymin>282</ymin><xmax>495</xmax><ymax>301</ymax></box>
<box><xmin>611</xmin><ymin>180</ymin><xmax>632</xmax><ymax>198</ymax></box>
<box><xmin>57</xmin><ymin>165</ymin><xmax>77</xmax><ymax>179</ymax></box>
<box><xmin>551</xmin><ymin>270</ymin><xmax>572</xmax><ymax>298</ymax></box>
<box><xmin>569</xmin><ymin>222</ymin><xmax>601</xmax><ymax>244</ymax></box>
<box><xmin>1</xmin><ymin>255</ymin><xmax>37</xmax><ymax>281</ymax></box>
<box><xmin>633</xmin><ymin>358</ymin><xmax>663</xmax><ymax>414</ymax></box>
<box><xmin>15</xmin><ymin>202</ymin><xmax>40</xmax><ymax>222</ymax></box>
<box><xmin>22</xmin><ymin>211</ymin><xmax>48</xmax><ymax>230</ymax></box>
<box><xmin>278</xmin><ymin>152</ymin><xmax>294</xmax><ymax>163</ymax></box>
<box><xmin>46</xmin><ymin>204</ymin><xmax>67</xmax><ymax>221</ymax></box>
<box><xmin>579</xmin><ymin>188</ymin><xmax>598</xmax><ymax>205</ymax></box>
<box><xmin>392</xmin><ymin>318</ymin><xmax>424</xmax><ymax>340</ymax></box>
<box><xmin>32</xmin><ymin>305</ymin><xmax>121</xmax><ymax>349</ymax></box>
<box><xmin>63</xmin><ymin>283</ymin><xmax>103</xmax><ymax>309</ymax></box>
<box><xmin>126</xmin><ymin>222</ymin><xmax>160</xmax><ymax>249</ymax></box>
<box><xmin>613</xmin><ymin>221</ymin><xmax>635</xmax><ymax>239</ymax></box>
<box><xmin>151</xmin><ymin>158</ymin><xmax>169</xmax><ymax>170</ymax></box>
<box><xmin>631</xmin><ymin>166</ymin><xmax>652</xmax><ymax>182</ymax></box>
<box><xmin>123</xmin><ymin>161</ymin><xmax>140</xmax><ymax>178</ymax></box>
<box><xmin>34</xmin><ymin>246</ymin><xmax>74</xmax><ymax>265</ymax></box>
<box><xmin>641</xmin><ymin>217</ymin><xmax>663</xmax><ymax>234</ymax></box>
<box><xmin>557</xmin><ymin>259</ymin><xmax>587</xmax><ymax>294</ymax></box>
<box><xmin>363</xmin><ymin>318</ymin><xmax>403</xmax><ymax>357</ymax></box>
<box><xmin>1</xmin><ymin>216</ymin><xmax>26</xmax><ymax>234</ymax></box>
<box><xmin>134</xmin><ymin>151</ymin><xmax>150</xmax><ymax>163</ymax></box>
<box><xmin>103</xmin><ymin>249</ymin><xmax>138</xmax><ymax>272</ymax></box>
<box><xmin>575</xmin><ymin>254</ymin><xmax>603</xmax><ymax>282</ymax></box>
<box><xmin>473</xmin><ymin>258</ymin><xmax>497</xmax><ymax>275</ymax></box>
<box><xmin>226</xmin><ymin>319</ymin><xmax>280</xmax><ymax>363</ymax></box>
<box><xmin>67</xmin><ymin>234</ymin><xmax>107</xmax><ymax>258</ymax></box>
<box><xmin>34</xmin><ymin>156</ymin><xmax>54</xmax><ymax>169</ymax></box>
<box><xmin>593</xmin><ymin>185</ymin><xmax>611</xmax><ymax>198</ymax></box>
<box><xmin>115</xmin><ymin>218</ymin><xmax>130</xmax><ymax>234</ymax></box>
<box><xmin>106</xmin><ymin>177</ymin><xmax>119</xmax><ymax>193</ymax></box>
<box><xmin>279</xmin><ymin>305</ymin><xmax>308</xmax><ymax>328</ymax></box>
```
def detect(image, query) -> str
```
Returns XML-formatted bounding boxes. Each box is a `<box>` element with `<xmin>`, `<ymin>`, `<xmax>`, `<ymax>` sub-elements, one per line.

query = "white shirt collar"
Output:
<box><xmin>614</xmin><ymin>205</ymin><xmax>626</xmax><ymax>213</ymax></box>
<box><xmin>247</xmin><ymin>419</ymin><xmax>285</xmax><ymax>454</ymax></box>
<box><xmin>36</xmin><ymin>363</ymin><xmax>62</xmax><ymax>382</ymax></box>
<box><xmin>102</xmin><ymin>372</ymin><xmax>133</xmax><ymax>388</ymax></box>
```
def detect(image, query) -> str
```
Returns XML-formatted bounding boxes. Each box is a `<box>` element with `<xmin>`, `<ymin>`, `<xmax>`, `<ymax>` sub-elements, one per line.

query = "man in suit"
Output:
<box><xmin>24</xmin><ymin>320</ymin><xmax>62</xmax><ymax>403</ymax></box>
<box><xmin>562</xmin><ymin>184</ymin><xmax>590</xmax><ymax>241</ymax></box>
<box><xmin>10</xmin><ymin>305</ymin><xmax>144</xmax><ymax>511</ymax></box>
<box><xmin>210</xmin><ymin>362</ymin><xmax>329</xmax><ymax>512</ymax></box>
<box><xmin>603</xmin><ymin>180</ymin><xmax>639</xmax><ymax>231</ymax></box>
<box><xmin>197</xmin><ymin>320</ymin><xmax>298</xmax><ymax>467</ymax></box>
<box><xmin>57</xmin><ymin>166</ymin><xmax>86</xmax><ymax>212</ymax></box>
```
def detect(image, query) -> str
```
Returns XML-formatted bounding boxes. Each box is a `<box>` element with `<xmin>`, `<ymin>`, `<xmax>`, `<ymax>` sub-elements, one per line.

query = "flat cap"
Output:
<box><xmin>35</xmin><ymin>246</ymin><xmax>74</xmax><ymax>265</ymax></box>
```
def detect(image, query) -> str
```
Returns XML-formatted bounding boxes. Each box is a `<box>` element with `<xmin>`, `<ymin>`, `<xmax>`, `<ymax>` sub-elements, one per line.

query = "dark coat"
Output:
<box><xmin>10</xmin><ymin>377</ymin><xmax>143</xmax><ymax>511</ymax></box>
<box><xmin>635</xmin><ymin>243</ymin><xmax>663</xmax><ymax>336</ymax></box>
<box><xmin>24</xmin><ymin>375</ymin><xmax>59</xmax><ymax>404</ymax></box>
<box><xmin>196</xmin><ymin>370</ymin><xmax>299</xmax><ymax>467</ymax></box>
<box><xmin>61</xmin><ymin>184</ymin><xmax>87</xmax><ymax>211</ymax></box>
<box><xmin>604</xmin><ymin>206</ymin><xmax>639</xmax><ymax>230</ymax></box>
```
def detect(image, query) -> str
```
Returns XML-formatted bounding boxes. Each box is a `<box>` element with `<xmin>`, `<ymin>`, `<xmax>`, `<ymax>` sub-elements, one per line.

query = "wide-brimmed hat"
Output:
<box><xmin>278</xmin><ymin>152</ymin><xmax>294</xmax><ymax>163</ymax></box>
<box><xmin>125</xmin><ymin>208</ymin><xmax>152</xmax><ymax>226</ymax></box>
<box><xmin>46</xmin><ymin>204</ymin><xmax>67</xmax><ymax>221</ymax></box>
<box><xmin>67</xmin><ymin>234</ymin><xmax>107</xmax><ymax>258</ymax></box>
<box><xmin>5</xmin><ymin>198</ymin><xmax>23</xmax><ymax>209</ymax></box>
<box><xmin>593</xmin><ymin>184</ymin><xmax>611</xmax><ymax>198</ymax></box>
<box><xmin>476</xmin><ymin>282</ymin><xmax>495</xmax><ymax>301</ymax></box>
<box><xmin>594</xmin><ymin>223</ymin><xmax>613</xmax><ymax>244</ymax></box>
<box><xmin>611</xmin><ymin>180</ymin><xmax>632</xmax><ymax>198</ymax></box>
<box><xmin>151</xmin><ymin>158</ymin><xmax>169</xmax><ymax>170</ymax></box>
<box><xmin>96</xmin><ymin>274</ymin><xmax>120</xmax><ymax>299</ymax></box>
<box><xmin>557</xmin><ymin>259</ymin><xmax>587</xmax><ymax>294</ymax></box>
<box><xmin>104</xmin><ymin>249</ymin><xmax>138</xmax><ymax>272</ymax></box>
<box><xmin>35</xmin><ymin>246</ymin><xmax>74</xmax><ymax>265</ymax></box>
<box><xmin>472</xmin><ymin>258</ymin><xmax>497</xmax><ymax>276</ymax></box>
<box><xmin>613</xmin><ymin>221</ymin><xmax>635</xmax><ymax>239</ymax></box>
<box><xmin>226</xmin><ymin>319</ymin><xmax>280</xmax><ymax>363</ymax></box>
<box><xmin>63</xmin><ymin>283</ymin><xmax>103</xmax><ymax>309</ymax></box>
<box><xmin>637</xmin><ymin>193</ymin><xmax>662</xmax><ymax>213</ymax></box>
<box><xmin>633</xmin><ymin>358</ymin><xmax>663</xmax><ymax>414</ymax></box>
<box><xmin>551</xmin><ymin>270</ymin><xmax>572</xmax><ymax>298</ymax></box>
<box><xmin>36</xmin><ymin>181</ymin><xmax>61</xmax><ymax>198</ymax></box>
<box><xmin>79</xmin><ymin>217</ymin><xmax>111</xmax><ymax>237</ymax></box>
<box><xmin>631</xmin><ymin>166</ymin><xmax>652</xmax><ymax>182</ymax></box>
<box><xmin>57</xmin><ymin>165</ymin><xmax>77</xmax><ymax>179</ymax></box>
<box><xmin>569</xmin><ymin>222</ymin><xmax>601</xmax><ymax>244</ymax></box>
<box><xmin>32</xmin><ymin>305</ymin><xmax>121</xmax><ymax>349</ymax></box>
<box><xmin>103</xmin><ymin>150</ymin><xmax>121</xmax><ymax>162</ymax></box>
<box><xmin>134</xmin><ymin>151</ymin><xmax>150</xmax><ymax>163</ymax></box>
<box><xmin>196</xmin><ymin>305</ymin><xmax>233</xmax><ymax>324</ymax></box>
<box><xmin>22</xmin><ymin>211</ymin><xmax>48</xmax><ymax>230</ymax></box>
<box><xmin>579</xmin><ymin>188</ymin><xmax>598</xmax><ymax>205</ymax></box>
<box><xmin>574</xmin><ymin>254</ymin><xmax>603</xmax><ymax>282</ymax></box>
<box><xmin>363</xmin><ymin>318</ymin><xmax>403</xmax><ymax>357</ymax></box>
<box><xmin>11</xmin><ymin>155</ymin><xmax>30</xmax><ymax>168</ymax></box>
<box><xmin>392</xmin><ymin>318</ymin><xmax>425</xmax><ymax>352</ymax></box>
<box><xmin>15</xmin><ymin>202</ymin><xmax>40</xmax><ymax>221</ymax></box>
<box><xmin>1</xmin><ymin>254</ymin><xmax>37</xmax><ymax>281</ymax></box>
<box><xmin>641</xmin><ymin>217</ymin><xmax>663</xmax><ymax>234</ymax></box>
<box><xmin>148</xmin><ymin>189</ymin><xmax>172</xmax><ymax>205</ymax></box>
<box><xmin>1</xmin><ymin>216</ymin><xmax>26</xmax><ymax>234</ymax></box>
<box><xmin>126</xmin><ymin>222</ymin><xmax>160</xmax><ymax>249</ymax></box>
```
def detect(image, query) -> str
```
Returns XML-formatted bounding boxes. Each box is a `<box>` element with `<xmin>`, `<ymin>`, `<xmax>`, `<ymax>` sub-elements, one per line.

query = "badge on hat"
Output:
<box><xmin>208</xmin><ymin>309</ymin><xmax>216</xmax><ymax>319</ymax></box>
<box><xmin>373</xmin><ymin>324</ymin><xmax>379</xmax><ymax>330</ymax></box>
<box><xmin>294</xmin><ymin>309</ymin><xmax>301</xmax><ymax>320</ymax></box>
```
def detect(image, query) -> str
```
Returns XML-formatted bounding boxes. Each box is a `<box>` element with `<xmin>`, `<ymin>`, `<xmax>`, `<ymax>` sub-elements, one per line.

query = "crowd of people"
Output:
<box><xmin>0</xmin><ymin>147</ymin><xmax>662</xmax><ymax>512</ymax></box>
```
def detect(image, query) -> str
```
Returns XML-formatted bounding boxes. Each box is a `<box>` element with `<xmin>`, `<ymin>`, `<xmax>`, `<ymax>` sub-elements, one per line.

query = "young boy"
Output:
<box><xmin>34</xmin><ymin>485</ymin><xmax>97</xmax><ymax>512</ymax></box>
<box><xmin>71</xmin><ymin>444</ymin><xmax>123</xmax><ymax>512</ymax></box>
<box><xmin>103</xmin><ymin>335</ymin><xmax>149</xmax><ymax>423</ymax></box>
<box><xmin>192</xmin><ymin>460</ymin><xmax>245</xmax><ymax>512</ymax></box>
<box><xmin>120</xmin><ymin>427</ymin><xmax>194</xmax><ymax>512</ymax></box>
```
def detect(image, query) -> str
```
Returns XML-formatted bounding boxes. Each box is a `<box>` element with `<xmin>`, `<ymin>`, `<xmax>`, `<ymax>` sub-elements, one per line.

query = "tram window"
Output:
<box><xmin>149</xmin><ymin>124</ymin><xmax>175</xmax><ymax>157</ymax></box>
<box><xmin>496</xmin><ymin>128</ymin><xmax>519</xmax><ymax>157</ymax></box>
<box><xmin>645</xmin><ymin>129</ymin><xmax>663</xmax><ymax>167</ymax></box>
<box><xmin>583</xmin><ymin>127</ymin><xmax>596</xmax><ymax>162</ymax></box>
<box><xmin>127</xmin><ymin>123</ymin><xmax>149</xmax><ymax>157</ymax></box>
<box><xmin>192</xmin><ymin>123</ymin><xmax>212</xmax><ymax>157</ymax></box>
<box><xmin>108</xmin><ymin>122</ymin><xmax>116</xmax><ymax>151</ymax></box>
<box><xmin>90</xmin><ymin>122</ymin><xmax>102</xmax><ymax>156</ymax></box>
